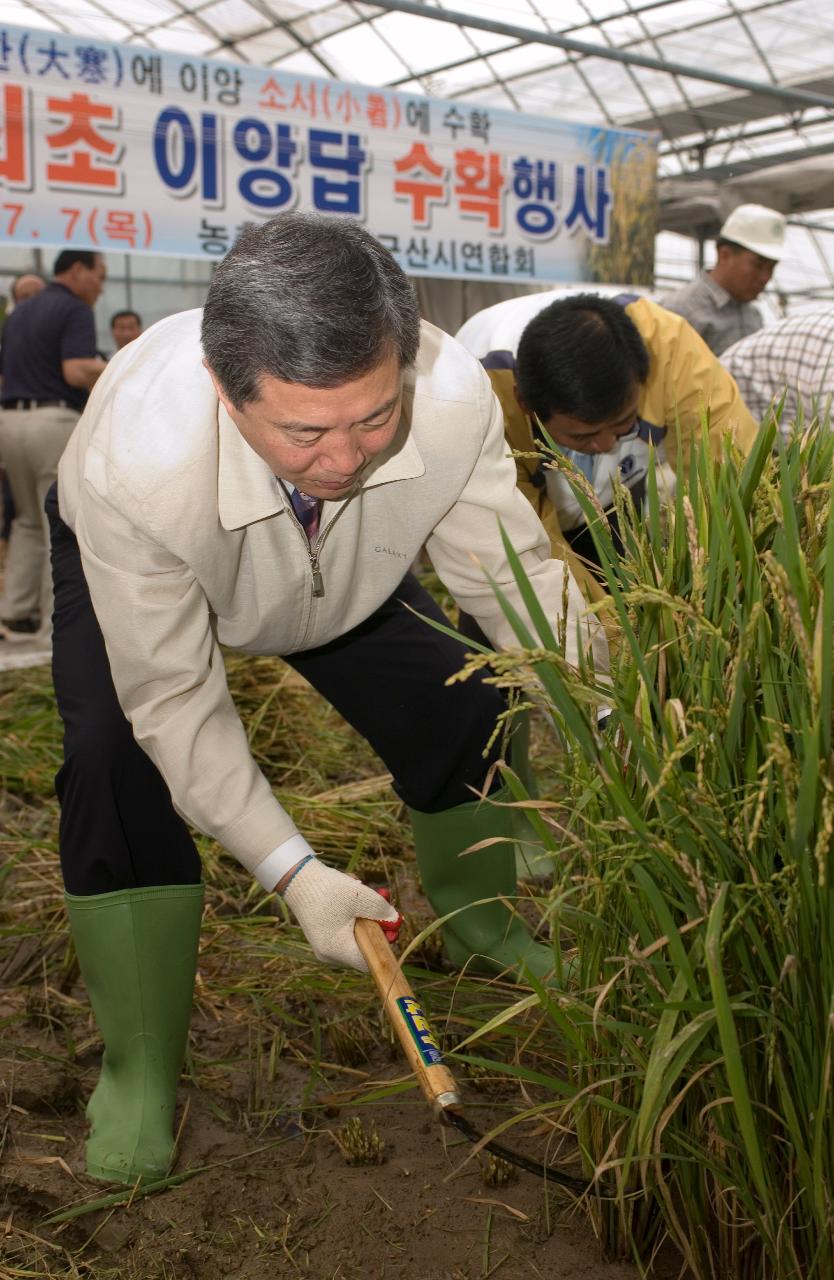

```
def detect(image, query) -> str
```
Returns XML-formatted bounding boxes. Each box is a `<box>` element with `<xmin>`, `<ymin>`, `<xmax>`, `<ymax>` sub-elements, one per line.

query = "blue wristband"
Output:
<box><xmin>278</xmin><ymin>853</ymin><xmax>315</xmax><ymax>896</ymax></box>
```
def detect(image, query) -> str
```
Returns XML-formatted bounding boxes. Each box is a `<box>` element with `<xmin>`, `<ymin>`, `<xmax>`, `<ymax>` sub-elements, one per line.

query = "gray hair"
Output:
<box><xmin>201</xmin><ymin>213</ymin><xmax>421</xmax><ymax>408</ymax></box>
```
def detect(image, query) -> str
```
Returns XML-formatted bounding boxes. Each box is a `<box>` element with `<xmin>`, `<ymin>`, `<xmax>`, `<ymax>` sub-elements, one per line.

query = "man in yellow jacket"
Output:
<box><xmin>457</xmin><ymin>291</ymin><xmax>758</xmax><ymax>601</ymax></box>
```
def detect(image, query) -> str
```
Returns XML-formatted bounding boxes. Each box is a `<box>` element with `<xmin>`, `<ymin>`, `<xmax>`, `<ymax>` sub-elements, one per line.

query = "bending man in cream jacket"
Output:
<box><xmin>51</xmin><ymin>213</ymin><xmax>606</xmax><ymax>1188</ymax></box>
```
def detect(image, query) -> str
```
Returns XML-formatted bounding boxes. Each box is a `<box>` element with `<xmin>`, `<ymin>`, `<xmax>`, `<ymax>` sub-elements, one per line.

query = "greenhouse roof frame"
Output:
<box><xmin>5</xmin><ymin>0</ymin><xmax>834</xmax><ymax>300</ymax></box>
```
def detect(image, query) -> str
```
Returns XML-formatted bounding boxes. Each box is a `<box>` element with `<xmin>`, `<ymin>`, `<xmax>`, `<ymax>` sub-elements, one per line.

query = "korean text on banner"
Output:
<box><xmin>0</xmin><ymin>22</ymin><xmax>658</xmax><ymax>284</ymax></box>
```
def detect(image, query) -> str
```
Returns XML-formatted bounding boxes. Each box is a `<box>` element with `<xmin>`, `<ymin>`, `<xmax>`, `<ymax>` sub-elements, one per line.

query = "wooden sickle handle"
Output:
<box><xmin>354</xmin><ymin>917</ymin><xmax>462</xmax><ymax>1117</ymax></box>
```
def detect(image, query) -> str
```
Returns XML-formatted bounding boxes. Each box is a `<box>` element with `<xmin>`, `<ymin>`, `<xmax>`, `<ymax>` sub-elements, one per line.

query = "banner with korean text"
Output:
<box><xmin>0</xmin><ymin>22</ymin><xmax>658</xmax><ymax>284</ymax></box>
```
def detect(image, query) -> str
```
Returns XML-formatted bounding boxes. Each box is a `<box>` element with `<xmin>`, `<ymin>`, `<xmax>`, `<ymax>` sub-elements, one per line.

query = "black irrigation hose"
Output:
<box><xmin>445</xmin><ymin>1109</ymin><xmax>613</xmax><ymax>1195</ymax></box>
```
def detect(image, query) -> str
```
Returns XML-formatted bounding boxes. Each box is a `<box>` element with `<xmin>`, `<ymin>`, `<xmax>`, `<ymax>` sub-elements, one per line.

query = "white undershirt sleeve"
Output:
<box><xmin>253</xmin><ymin>833</ymin><xmax>317</xmax><ymax>891</ymax></box>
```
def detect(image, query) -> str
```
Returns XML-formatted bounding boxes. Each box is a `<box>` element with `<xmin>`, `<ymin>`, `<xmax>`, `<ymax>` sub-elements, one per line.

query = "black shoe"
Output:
<box><xmin>0</xmin><ymin>617</ymin><xmax>39</xmax><ymax>643</ymax></box>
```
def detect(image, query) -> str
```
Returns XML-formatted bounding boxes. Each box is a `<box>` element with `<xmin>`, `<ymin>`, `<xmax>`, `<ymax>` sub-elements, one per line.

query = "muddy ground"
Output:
<box><xmin>0</xmin><ymin>931</ymin><xmax>654</xmax><ymax>1280</ymax></box>
<box><xmin>1</xmin><ymin>658</ymin><xmax>677</xmax><ymax>1279</ymax></box>
<box><xmin>1</xmin><ymin>883</ymin><xmax>658</xmax><ymax>1280</ymax></box>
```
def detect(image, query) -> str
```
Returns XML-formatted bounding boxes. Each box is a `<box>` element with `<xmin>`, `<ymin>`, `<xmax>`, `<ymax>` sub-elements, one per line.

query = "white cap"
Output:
<box><xmin>718</xmin><ymin>204</ymin><xmax>786</xmax><ymax>261</ymax></box>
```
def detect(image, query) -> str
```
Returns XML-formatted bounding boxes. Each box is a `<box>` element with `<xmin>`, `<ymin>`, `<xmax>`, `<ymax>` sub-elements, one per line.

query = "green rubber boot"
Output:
<box><xmin>506</xmin><ymin>711</ymin><xmax>555</xmax><ymax>882</ymax></box>
<box><xmin>65</xmin><ymin>883</ymin><xmax>204</xmax><ymax>1185</ymax></box>
<box><xmin>409</xmin><ymin>789</ymin><xmax>555</xmax><ymax>984</ymax></box>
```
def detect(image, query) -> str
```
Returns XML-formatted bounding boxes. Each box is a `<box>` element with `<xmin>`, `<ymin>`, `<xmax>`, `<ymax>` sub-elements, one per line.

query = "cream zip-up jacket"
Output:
<box><xmin>58</xmin><ymin>310</ymin><xmax>606</xmax><ymax>880</ymax></box>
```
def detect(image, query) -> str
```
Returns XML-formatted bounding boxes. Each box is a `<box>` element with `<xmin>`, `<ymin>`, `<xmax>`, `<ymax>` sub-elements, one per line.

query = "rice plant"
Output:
<box><xmin>474</xmin><ymin>412</ymin><xmax>834</xmax><ymax>1278</ymax></box>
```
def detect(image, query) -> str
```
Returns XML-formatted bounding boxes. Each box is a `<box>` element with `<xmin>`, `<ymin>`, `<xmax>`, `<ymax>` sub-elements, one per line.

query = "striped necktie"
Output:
<box><xmin>290</xmin><ymin>488</ymin><xmax>321</xmax><ymax>543</ymax></box>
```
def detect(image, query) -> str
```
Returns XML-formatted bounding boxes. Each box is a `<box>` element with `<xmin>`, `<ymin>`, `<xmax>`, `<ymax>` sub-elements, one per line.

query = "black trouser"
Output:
<box><xmin>47</xmin><ymin>485</ymin><xmax>506</xmax><ymax>896</ymax></box>
<box><xmin>563</xmin><ymin>507</ymin><xmax>626</xmax><ymax>576</ymax></box>
<box><xmin>1</xmin><ymin>469</ymin><xmax>14</xmax><ymax>541</ymax></box>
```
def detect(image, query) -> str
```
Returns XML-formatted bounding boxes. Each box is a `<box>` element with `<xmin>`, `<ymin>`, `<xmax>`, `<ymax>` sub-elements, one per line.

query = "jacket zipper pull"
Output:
<box><xmin>311</xmin><ymin>558</ymin><xmax>325</xmax><ymax>597</ymax></box>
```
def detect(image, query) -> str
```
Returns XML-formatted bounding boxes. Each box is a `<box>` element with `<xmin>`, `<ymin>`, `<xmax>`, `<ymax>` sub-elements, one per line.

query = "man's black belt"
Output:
<box><xmin>1</xmin><ymin>398</ymin><xmax>71</xmax><ymax>410</ymax></box>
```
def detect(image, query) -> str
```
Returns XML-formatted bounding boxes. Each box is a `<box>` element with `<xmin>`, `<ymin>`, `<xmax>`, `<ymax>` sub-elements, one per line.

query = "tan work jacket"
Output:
<box><xmin>59</xmin><ymin>311</ymin><xmax>606</xmax><ymax>879</ymax></box>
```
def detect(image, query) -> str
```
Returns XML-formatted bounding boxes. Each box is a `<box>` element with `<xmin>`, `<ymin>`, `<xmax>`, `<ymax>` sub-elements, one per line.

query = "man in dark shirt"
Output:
<box><xmin>0</xmin><ymin>249</ymin><xmax>106</xmax><ymax>642</ymax></box>
<box><xmin>1</xmin><ymin>275</ymin><xmax>47</xmax><ymax>555</ymax></box>
<box><xmin>10</xmin><ymin>273</ymin><xmax>47</xmax><ymax>305</ymax></box>
<box><xmin>110</xmin><ymin>309</ymin><xmax>143</xmax><ymax>352</ymax></box>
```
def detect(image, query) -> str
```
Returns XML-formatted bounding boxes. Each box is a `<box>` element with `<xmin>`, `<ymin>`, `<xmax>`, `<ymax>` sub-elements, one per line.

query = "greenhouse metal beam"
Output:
<box><xmin>368</xmin><ymin>0</ymin><xmax>834</xmax><ymax>112</ymax></box>
<box><xmin>625</xmin><ymin>74</ymin><xmax>834</xmax><ymax>140</ymax></box>
<box><xmin>384</xmin><ymin>0</ymin><xmax>690</xmax><ymax>87</ymax></box>
<box><xmin>667</xmin><ymin>139</ymin><xmax>834</xmax><ymax>185</ymax></box>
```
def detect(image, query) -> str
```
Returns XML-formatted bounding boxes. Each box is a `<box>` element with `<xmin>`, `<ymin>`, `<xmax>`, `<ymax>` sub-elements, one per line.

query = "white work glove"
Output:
<box><xmin>283</xmin><ymin>859</ymin><xmax>401</xmax><ymax>972</ymax></box>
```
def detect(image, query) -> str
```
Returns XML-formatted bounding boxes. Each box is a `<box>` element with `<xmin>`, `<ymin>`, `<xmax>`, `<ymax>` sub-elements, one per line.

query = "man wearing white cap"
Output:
<box><xmin>662</xmin><ymin>203</ymin><xmax>786</xmax><ymax>355</ymax></box>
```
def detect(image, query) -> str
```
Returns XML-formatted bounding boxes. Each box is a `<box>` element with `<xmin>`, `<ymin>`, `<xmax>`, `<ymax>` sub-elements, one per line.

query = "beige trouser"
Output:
<box><xmin>0</xmin><ymin>404</ymin><xmax>79</xmax><ymax>635</ymax></box>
